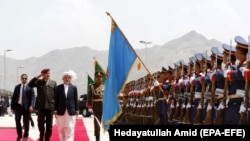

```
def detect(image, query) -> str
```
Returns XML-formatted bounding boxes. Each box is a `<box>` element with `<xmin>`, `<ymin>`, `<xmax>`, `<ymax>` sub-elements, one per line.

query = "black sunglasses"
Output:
<box><xmin>22</xmin><ymin>78</ymin><xmax>27</xmax><ymax>80</ymax></box>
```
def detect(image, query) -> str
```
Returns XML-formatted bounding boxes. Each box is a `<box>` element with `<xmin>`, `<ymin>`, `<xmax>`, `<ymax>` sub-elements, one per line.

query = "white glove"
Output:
<box><xmin>88</xmin><ymin>108</ymin><xmax>93</xmax><ymax>113</ymax></box>
<box><xmin>223</xmin><ymin>69</ymin><xmax>229</xmax><ymax>78</ymax></box>
<box><xmin>239</xmin><ymin>104</ymin><xmax>246</xmax><ymax>113</ymax></box>
<box><xmin>154</xmin><ymin>80</ymin><xmax>159</xmax><ymax>87</ymax></box>
<box><xmin>239</xmin><ymin>67</ymin><xmax>246</xmax><ymax>77</ymax></box>
<box><xmin>217</xmin><ymin>102</ymin><xmax>224</xmax><ymax>110</ymax></box>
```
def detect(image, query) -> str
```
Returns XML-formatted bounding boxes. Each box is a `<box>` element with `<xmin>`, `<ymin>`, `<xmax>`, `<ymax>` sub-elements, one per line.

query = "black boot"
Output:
<box><xmin>95</xmin><ymin>135</ymin><xmax>100</xmax><ymax>141</ymax></box>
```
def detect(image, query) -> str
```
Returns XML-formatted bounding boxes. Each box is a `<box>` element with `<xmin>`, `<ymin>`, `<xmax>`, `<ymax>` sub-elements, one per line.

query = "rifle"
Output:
<box><xmin>173</xmin><ymin>61</ymin><xmax>184</xmax><ymax>121</ymax></box>
<box><xmin>194</xmin><ymin>52</ymin><xmax>207</xmax><ymax>125</ymax></box>
<box><xmin>204</xmin><ymin>49</ymin><xmax>219</xmax><ymax>125</ymax></box>
<box><xmin>168</xmin><ymin>64</ymin><xmax>178</xmax><ymax>122</ymax></box>
<box><xmin>214</xmin><ymin>70</ymin><xmax>229</xmax><ymax>125</ymax></box>
<box><xmin>179</xmin><ymin>92</ymin><xmax>188</xmax><ymax>123</ymax></box>
<box><xmin>239</xmin><ymin>36</ymin><xmax>250</xmax><ymax>124</ymax></box>
<box><xmin>173</xmin><ymin>94</ymin><xmax>182</xmax><ymax>121</ymax></box>
<box><xmin>203</xmin><ymin>74</ymin><xmax>216</xmax><ymax>125</ymax></box>
<box><xmin>214</xmin><ymin>42</ymin><xmax>232</xmax><ymax>125</ymax></box>
<box><xmin>183</xmin><ymin>57</ymin><xmax>195</xmax><ymax>124</ymax></box>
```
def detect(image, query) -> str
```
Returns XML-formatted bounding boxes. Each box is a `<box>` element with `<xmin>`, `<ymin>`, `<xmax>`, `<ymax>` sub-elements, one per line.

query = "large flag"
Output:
<box><xmin>102</xmin><ymin>15</ymin><xmax>137</xmax><ymax>129</ymax></box>
<box><xmin>93</xmin><ymin>57</ymin><xmax>106</xmax><ymax>83</ymax></box>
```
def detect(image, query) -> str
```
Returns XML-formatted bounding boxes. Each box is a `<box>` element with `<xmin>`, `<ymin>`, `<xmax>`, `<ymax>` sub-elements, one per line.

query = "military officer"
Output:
<box><xmin>87</xmin><ymin>70</ymin><xmax>105</xmax><ymax>141</ymax></box>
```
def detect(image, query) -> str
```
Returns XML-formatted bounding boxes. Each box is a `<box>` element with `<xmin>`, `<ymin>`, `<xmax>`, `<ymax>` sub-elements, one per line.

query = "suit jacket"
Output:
<box><xmin>11</xmin><ymin>84</ymin><xmax>35</xmax><ymax>110</ymax></box>
<box><xmin>28</xmin><ymin>77</ymin><xmax>57</xmax><ymax>110</ymax></box>
<box><xmin>55</xmin><ymin>83</ymin><xmax>79</xmax><ymax>115</ymax></box>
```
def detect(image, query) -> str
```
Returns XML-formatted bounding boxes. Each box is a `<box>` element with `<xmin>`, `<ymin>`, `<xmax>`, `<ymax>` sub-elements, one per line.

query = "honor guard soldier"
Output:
<box><xmin>125</xmin><ymin>80</ymin><xmax>135</xmax><ymax>124</ymax></box>
<box><xmin>178</xmin><ymin>61</ymin><xmax>189</xmax><ymax>124</ymax></box>
<box><xmin>226</xmin><ymin>36</ymin><xmax>248</xmax><ymax>124</ymax></box>
<box><xmin>213</xmin><ymin>43</ymin><xmax>236</xmax><ymax>125</ymax></box>
<box><xmin>207</xmin><ymin>47</ymin><xmax>224</xmax><ymax>125</ymax></box>
<box><xmin>193</xmin><ymin>53</ymin><xmax>205</xmax><ymax>125</ymax></box>
<box><xmin>200</xmin><ymin>52</ymin><xmax>214</xmax><ymax>125</ymax></box>
<box><xmin>131</xmin><ymin>78</ymin><xmax>140</xmax><ymax>124</ymax></box>
<box><xmin>172</xmin><ymin>61</ymin><xmax>183</xmax><ymax>124</ymax></box>
<box><xmin>155</xmin><ymin>67</ymin><xmax>170</xmax><ymax>125</ymax></box>
<box><xmin>168</xmin><ymin>62</ymin><xmax>180</xmax><ymax>124</ymax></box>
<box><xmin>168</xmin><ymin>64</ymin><xmax>176</xmax><ymax>123</ymax></box>
<box><xmin>150</xmin><ymin>72</ymin><xmax>161</xmax><ymax>125</ymax></box>
<box><xmin>183</xmin><ymin>56</ymin><xmax>196</xmax><ymax>124</ymax></box>
<box><xmin>141</xmin><ymin>74</ymin><xmax>153</xmax><ymax>125</ymax></box>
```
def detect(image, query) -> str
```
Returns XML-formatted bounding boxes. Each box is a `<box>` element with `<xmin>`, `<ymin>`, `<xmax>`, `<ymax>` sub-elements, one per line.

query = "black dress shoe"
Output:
<box><xmin>16</xmin><ymin>137</ymin><xmax>22</xmax><ymax>141</ymax></box>
<box><xmin>23</xmin><ymin>137</ymin><xmax>27</xmax><ymax>141</ymax></box>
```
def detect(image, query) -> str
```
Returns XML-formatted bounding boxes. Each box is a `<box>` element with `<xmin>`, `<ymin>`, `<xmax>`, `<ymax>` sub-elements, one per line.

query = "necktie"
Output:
<box><xmin>18</xmin><ymin>85</ymin><xmax>25</xmax><ymax>105</ymax></box>
<box><xmin>22</xmin><ymin>85</ymin><xmax>25</xmax><ymax>104</ymax></box>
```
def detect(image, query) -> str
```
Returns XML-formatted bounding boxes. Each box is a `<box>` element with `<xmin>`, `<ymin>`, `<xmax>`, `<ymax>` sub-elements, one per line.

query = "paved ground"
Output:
<box><xmin>0</xmin><ymin>113</ymin><xmax>110</xmax><ymax>141</ymax></box>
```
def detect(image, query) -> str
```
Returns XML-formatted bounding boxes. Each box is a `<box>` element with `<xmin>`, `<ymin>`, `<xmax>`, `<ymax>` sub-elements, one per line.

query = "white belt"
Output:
<box><xmin>148</xmin><ymin>96</ymin><xmax>153</xmax><ymax>100</ymax></box>
<box><xmin>204</xmin><ymin>92</ymin><xmax>211</xmax><ymax>96</ymax></box>
<box><xmin>236</xmin><ymin>89</ymin><xmax>249</xmax><ymax>97</ymax></box>
<box><xmin>195</xmin><ymin>93</ymin><xmax>201</xmax><ymax>98</ymax></box>
<box><xmin>195</xmin><ymin>92</ymin><xmax>201</xmax><ymax>95</ymax></box>
<box><xmin>184</xmin><ymin>92</ymin><xmax>190</xmax><ymax>97</ymax></box>
<box><xmin>216</xmin><ymin>88</ymin><xmax>225</xmax><ymax>94</ymax></box>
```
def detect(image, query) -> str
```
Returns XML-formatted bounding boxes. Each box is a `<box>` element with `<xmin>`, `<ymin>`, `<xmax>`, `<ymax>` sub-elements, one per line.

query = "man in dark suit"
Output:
<box><xmin>54</xmin><ymin>70</ymin><xmax>79</xmax><ymax>141</ymax></box>
<box><xmin>11</xmin><ymin>74</ymin><xmax>35</xmax><ymax>141</ymax></box>
<box><xmin>28</xmin><ymin>68</ymin><xmax>57</xmax><ymax>141</ymax></box>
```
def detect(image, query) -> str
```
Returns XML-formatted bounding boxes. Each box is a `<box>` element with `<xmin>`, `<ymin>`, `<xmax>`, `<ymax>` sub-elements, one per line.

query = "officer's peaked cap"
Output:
<box><xmin>195</xmin><ymin>53</ymin><xmax>203</xmax><ymax>61</ymax></box>
<box><xmin>235</xmin><ymin>36</ymin><xmax>248</xmax><ymax>49</ymax></box>
<box><xmin>211</xmin><ymin>47</ymin><xmax>223</xmax><ymax>60</ymax></box>
<box><xmin>222</xmin><ymin>43</ymin><xmax>236</xmax><ymax>55</ymax></box>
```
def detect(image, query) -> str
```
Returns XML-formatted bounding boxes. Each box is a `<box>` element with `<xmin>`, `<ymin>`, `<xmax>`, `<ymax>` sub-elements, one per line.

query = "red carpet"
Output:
<box><xmin>50</xmin><ymin>118</ymin><xmax>90</xmax><ymax>141</ymax></box>
<box><xmin>0</xmin><ymin>128</ymin><xmax>33</xmax><ymax>141</ymax></box>
<box><xmin>0</xmin><ymin>118</ymin><xmax>90</xmax><ymax>141</ymax></box>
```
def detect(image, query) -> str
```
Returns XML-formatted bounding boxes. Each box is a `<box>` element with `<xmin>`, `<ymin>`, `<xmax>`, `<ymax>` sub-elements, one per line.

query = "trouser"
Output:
<box><xmin>37</xmin><ymin>109</ymin><xmax>54</xmax><ymax>141</ymax></box>
<box><xmin>225</xmin><ymin>98</ymin><xmax>243</xmax><ymax>124</ymax></box>
<box><xmin>15</xmin><ymin>105</ymin><xmax>30</xmax><ymax>138</ymax></box>
<box><xmin>159</xmin><ymin>113</ymin><xmax>168</xmax><ymax>125</ymax></box>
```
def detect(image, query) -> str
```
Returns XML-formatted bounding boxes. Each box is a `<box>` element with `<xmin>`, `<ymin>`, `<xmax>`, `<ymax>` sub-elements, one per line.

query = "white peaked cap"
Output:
<box><xmin>63</xmin><ymin>70</ymin><xmax>77</xmax><ymax>80</ymax></box>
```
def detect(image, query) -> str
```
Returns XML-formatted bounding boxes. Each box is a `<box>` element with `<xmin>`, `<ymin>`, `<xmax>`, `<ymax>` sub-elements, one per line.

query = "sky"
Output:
<box><xmin>0</xmin><ymin>0</ymin><xmax>249</xmax><ymax>60</ymax></box>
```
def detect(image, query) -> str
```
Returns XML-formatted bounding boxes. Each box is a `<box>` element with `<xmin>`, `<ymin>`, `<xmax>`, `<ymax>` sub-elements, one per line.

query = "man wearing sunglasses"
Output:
<box><xmin>11</xmin><ymin>74</ymin><xmax>35</xmax><ymax>141</ymax></box>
